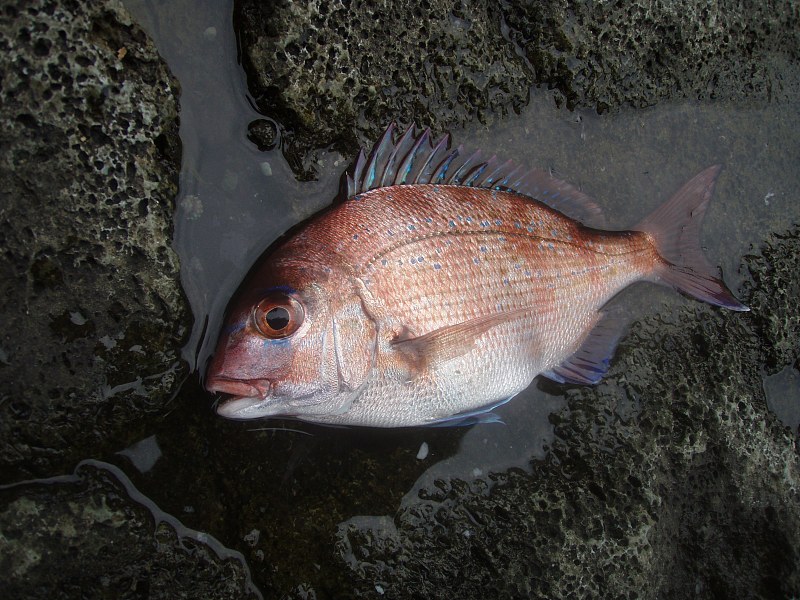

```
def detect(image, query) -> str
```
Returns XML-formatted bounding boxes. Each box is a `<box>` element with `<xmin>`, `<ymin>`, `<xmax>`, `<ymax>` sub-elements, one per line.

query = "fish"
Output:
<box><xmin>206</xmin><ymin>123</ymin><xmax>748</xmax><ymax>427</ymax></box>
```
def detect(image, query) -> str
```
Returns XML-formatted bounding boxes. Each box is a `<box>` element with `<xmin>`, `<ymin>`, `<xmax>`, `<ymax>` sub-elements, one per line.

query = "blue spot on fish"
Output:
<box><xmin>410</xmin><ymin>257</ymin><xmax>417</xmax><ymax>265</ymax></box>
<box><xmin>480</xmin><ymin>220</ymin><xmax>490</xmax><ymax>227</ymax></box>
<box><xmin>224</xmin><ymin>321</ymin><xmax>245</xmax><ymax>335</ymax></box>
<box><xmin>449</xmin><ymin>220</ymin><xmax>456</xmax><ymax>228</ymax></box>
<box><xmin>495</xmin><ymin>219</ymin><xmax>502</xmax><ymax>226</ymax></box>
<box><xmin>434</xmin><ymin>263</ymin><xmax>441</xmax><ymax>270</ymax></box>
<box><xmin>408</xmin><ymin>224</ymin><xmax>416</xmax><ymax>231</ymax></box>
<box><xmin>473</xmin><ymin>257</ymin><xmax>480</xmax><ymax>264</ymax></box>
<box><xmin>381</xmin><ymin>258</ymin><xmax>389</xmax><ymax>266</ymax></box>
<box><xmin>259</xmin><ymin>284</ymin><xmax>297</xmax><ymax>295</ymax></box>
<box><xmin>264</xmin><ymin>337</ymin><xmax>290</xmax><ymax>348</ymax></box>
<box><xmin>480</xmin><ymin>245</ymin><xmax>487</xmax><ymax>252</ymax></box>
<box><xmin>353</xmin><ymin>234</ymin><xmax>359</xmax><ymax>240</ymax></box>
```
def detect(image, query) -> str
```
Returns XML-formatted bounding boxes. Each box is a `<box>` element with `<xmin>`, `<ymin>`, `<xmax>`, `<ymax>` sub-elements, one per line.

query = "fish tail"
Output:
<box><xmin>635</xmin><ymin>165</ymin><xmax>749</xmax><ymax>311</ymax></box>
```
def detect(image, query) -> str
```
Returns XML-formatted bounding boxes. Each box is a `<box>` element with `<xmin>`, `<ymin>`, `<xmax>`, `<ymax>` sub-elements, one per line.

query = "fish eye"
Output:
<box><xmin>253</xmin><ymin>294</ymin><xmax>304</xmax><ymax>339</ymax></box>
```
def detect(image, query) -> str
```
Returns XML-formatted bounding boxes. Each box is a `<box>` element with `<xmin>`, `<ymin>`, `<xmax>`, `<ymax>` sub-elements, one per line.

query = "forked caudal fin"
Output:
<box><xmin>634</xmin><ymin>165</ymin><xmax>749</xmax><ymax>311</ymax></box>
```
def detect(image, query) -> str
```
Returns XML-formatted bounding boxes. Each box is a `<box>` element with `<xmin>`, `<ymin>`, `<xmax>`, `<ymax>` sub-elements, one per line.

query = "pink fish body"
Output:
<box><xmin>206</xmin><ymin>124</ymin><xmax>747</xmax><ymax>427</ymax></box>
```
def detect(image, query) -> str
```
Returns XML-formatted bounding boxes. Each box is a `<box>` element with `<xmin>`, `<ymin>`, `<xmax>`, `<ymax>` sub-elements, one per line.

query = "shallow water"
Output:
<box><xmin>122</xmin><ymin>0</ymin><xmax>799</xmax><ymax>594</ymax></box>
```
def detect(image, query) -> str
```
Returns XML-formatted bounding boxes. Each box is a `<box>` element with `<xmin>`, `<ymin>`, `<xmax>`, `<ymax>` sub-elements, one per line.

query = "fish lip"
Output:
<box><xmin>206</xmin><ymin>376</ymin><xmax>270</xmax><ymax>400</ymax></box>
<box><xmin>209</xmin><ymin>377</ymin><xmax>287</xmax><ymax>420</ymax></box>
<box><xmin>216</xmin><ymin>395</ymin><xmax>276</xmax><ymax>420</ymax></box>
<box><xmin>214</xmin><ymin>388</ymin><xmax>326</xmax><ymax>421</ymax></box>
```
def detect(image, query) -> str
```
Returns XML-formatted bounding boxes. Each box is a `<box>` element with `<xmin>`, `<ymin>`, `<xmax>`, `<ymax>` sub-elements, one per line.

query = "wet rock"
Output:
<box><xmin>0</xmin><ymin>461</ymin><xmax>260</xmax><ymax>600</ymax></box>
<box><xmin>502</xmin><ymin>0</ymin><xmax>799</xmax><ymax>112</ymax></box>
<box><xmin>236</xmin><ymin>0</ymin><xmax>799</xmax><ymax>177</ymax></box>
<box><xmin>0</xmin><ymin>0</ymin><xmax>188</xmax><ymax>480</ymax></box>
<box><xmin>247</xmin><ymin>118</ymin><xmax>279</xmax><ymax>151</ymax></box>
<box><xmin>334</xmin><ymin>228</ymin><xmax>800</xmax><ymax>598</ymax></box>
<box><xmin>235</xmin><ymin>0</ymin><xmax>530</xmax><ymax>178</ymax></box>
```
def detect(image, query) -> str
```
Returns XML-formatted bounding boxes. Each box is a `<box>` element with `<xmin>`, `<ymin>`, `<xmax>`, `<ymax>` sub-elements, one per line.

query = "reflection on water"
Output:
<box><xmin>122</xmin><ymin>0</ymin><xmax>799</xmax><ymax>594</ymax></box>
<box><xmin>117</xmin><ymin>435</ymin><xmax>162</xmax><ymax>473</ymax></box>
<box><xmin>763</xmin><ymin>364</ymin><xmax>800</xmax><ymax>432</ymax></box>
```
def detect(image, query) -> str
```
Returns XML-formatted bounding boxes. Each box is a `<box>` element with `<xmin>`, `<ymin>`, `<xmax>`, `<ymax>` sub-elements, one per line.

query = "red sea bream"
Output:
<box><xmin>206</xmin><ymin>123</ymin><xmax>747</xmax><ymax>427</ymax></box>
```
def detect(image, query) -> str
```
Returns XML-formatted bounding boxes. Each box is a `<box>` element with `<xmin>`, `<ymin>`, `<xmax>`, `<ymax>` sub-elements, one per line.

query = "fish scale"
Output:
<box><xmin>284</xmin><ymin>184</ymin><xmax>645</xmax><ymax>335</ymax></box>
<box><xmin>206</xmin><ymin>124</ymin><xmax>748</xmax><ymax>427</ymax></box>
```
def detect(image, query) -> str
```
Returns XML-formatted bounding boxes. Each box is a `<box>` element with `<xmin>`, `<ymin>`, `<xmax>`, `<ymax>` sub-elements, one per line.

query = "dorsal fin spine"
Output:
<box><xmin>415</xmin><ymin>134</ymin><xmax>451</xmax><ymax>184</ymax></box>
<box><xmin>380</xmin><ymin>125</ymin><xmax>415</xmax><ymax>187</ymax></box>
<box><xmin>483</xmin><ymin>159</ymin><xmax>515</xmax><ymax>188</ymax></box>
<box><xmin>431</xmin><ymin>145</ymin><xmax>462</xmax><ymax>183</ymax></box>
<box><xmin>451</xmin><ymin>149</ymin><xmax>482</xmax><ymax>185</ymax></box>
<box><xmin>349</xmin><ymin>149</ymin><xmax>367</xmax><ymax>198</ymax></box>
<box><xmin>364</xmin><ymin>124</ymin><xmax>396</xmax><ymax>189</ymax></box>
<box><xmin>342</xmin><ymin>123</ymin><xmax>605</xmax><ymax>226</ymax></box>
<box><xmin>398</xmin><ymin>128</ymin><xmax>430</xmax><ymax>185</ymax></box>
<box><xmin>464</xmin><ymin>162</ymin><xmax>489</xmax><ymax>187</ymax></box>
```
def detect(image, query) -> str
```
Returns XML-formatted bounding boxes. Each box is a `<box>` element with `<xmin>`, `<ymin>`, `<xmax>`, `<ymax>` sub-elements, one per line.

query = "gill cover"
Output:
<box><xmin>331</xmin><ymin>296</ymin><xmax>377</xmax><ymax>392</ymax></box>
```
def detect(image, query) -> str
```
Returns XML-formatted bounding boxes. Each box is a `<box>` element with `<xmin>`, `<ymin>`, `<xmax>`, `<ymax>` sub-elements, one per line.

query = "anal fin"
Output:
<box><xmin>425</xmin><ymin>394</ymin><xmax>516</xmax><ymax>427</ymax></box>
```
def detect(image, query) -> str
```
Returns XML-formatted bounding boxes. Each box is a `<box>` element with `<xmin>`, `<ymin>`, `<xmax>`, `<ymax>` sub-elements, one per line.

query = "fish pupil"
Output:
<box><xmin>266</xmin><ymin>307</ymin><xmax>290</xmax><ymax>331</ymax></box>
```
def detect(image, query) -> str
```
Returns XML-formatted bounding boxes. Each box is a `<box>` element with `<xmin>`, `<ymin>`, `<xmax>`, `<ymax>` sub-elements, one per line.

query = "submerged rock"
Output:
<box><xmin>236</xmin><ymin>0</ymin><xmax>799</xmax><ymax>177</ymax></box>
<box><xmin>0</xmin><ymin>461</ymin><xmax>261</xmax><ymax>600</ymax></box>
<box><xmin>0</xmin><ymin>0</ymin><xmax>189</xmax><ymax>479</ymax></box>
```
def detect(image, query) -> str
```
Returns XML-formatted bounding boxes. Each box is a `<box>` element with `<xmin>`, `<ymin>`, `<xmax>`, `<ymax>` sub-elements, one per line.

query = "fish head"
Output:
<box><xmin>206</xmin><ymin>258</ymin><xmax>377</xmax><ymax>422</ymax></box>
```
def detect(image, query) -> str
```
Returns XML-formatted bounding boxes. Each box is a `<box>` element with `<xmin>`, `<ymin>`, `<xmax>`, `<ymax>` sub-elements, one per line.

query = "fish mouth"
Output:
<box><xmin>206</xmin><ymin>376</ymin><xmax>270</xmax><ymax>400</ymax></box>
<box><xmin>215</xmin><ymin>395</ymin><xmax>278</xmax><ymax>420</ymax></box>
<box><xmin>207</xmin><ymin>376</ymin><xmax>286</xmax><ymax>420</ymax></box>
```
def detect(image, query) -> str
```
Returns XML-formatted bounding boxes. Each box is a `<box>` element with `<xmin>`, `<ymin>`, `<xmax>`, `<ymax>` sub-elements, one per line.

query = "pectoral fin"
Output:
<box><xmin>392</xmin><ymin>307</ymin><xmax>532</xmax><ymax>372</ymax></box>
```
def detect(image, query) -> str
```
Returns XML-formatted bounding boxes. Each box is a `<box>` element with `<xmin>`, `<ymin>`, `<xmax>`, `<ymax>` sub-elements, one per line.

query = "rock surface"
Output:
<box><xmin>236</xmin><ymin>0</ymin><xmax>530</xmax><ymax>177</ymax></box>
<box><xmin>0</xmin><ymin>461</ymin><xmax>260</xmax><ymax>600</ymax></box>
<box><xmin>236</xmin><ymin>0</ymin><xmax>800</xmax><ymax>177</ymax></box>
<box><xmin>0</xmin><ymin>0</ymin><xmax>188</xmax><ymax>480</ymax></box>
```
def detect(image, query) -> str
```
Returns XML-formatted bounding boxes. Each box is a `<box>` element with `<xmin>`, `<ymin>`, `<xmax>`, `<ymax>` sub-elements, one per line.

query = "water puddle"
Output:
<box><xmin>120</xmin><ymin>0</ymin><xmax>800</xmax><ymax>593</ymax></box>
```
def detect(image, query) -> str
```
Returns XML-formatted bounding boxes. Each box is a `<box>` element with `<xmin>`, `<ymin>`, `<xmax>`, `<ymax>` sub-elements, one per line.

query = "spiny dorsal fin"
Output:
<box><xmin>343</xmin><ymin>122</ymin><xmax>605</xmax><ymax>226</ymax></box>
